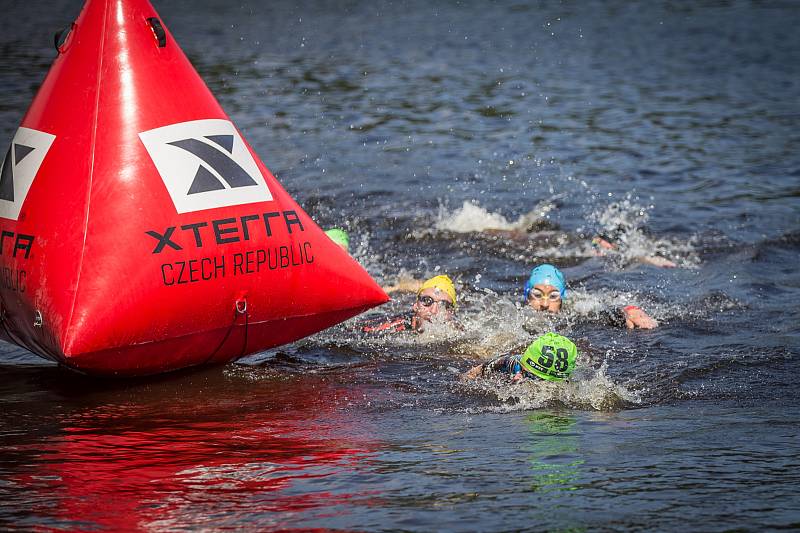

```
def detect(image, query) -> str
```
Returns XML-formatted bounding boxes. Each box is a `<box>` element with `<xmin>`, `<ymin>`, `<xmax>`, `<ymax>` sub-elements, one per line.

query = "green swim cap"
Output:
<box><xmin>519</xmin><ymin>332</ymin><xmax>578</xmax><ymax>382</ymax></box>
<box><xmin>325</xmin><ymin>228</ymin><xmax>350</xmax><ymax>250</ymax></box>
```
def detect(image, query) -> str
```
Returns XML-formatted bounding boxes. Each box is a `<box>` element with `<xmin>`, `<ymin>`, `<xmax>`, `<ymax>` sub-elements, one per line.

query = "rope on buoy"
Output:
<box><xmin>202</xmin><ymin>297</ymin><xmax>250</xmax><ymax>365</ymax></box>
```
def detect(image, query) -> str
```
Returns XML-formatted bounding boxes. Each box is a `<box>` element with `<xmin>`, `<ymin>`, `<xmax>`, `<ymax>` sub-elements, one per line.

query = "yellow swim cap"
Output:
<box><xmin>418</xmin><ymin>275</ymin><xmax>456</xmax><ymax>306</ymax></box>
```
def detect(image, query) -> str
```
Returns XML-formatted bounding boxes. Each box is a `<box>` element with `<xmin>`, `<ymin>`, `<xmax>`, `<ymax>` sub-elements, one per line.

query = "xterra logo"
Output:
<box><xmin>0</xmin><ymin>127</ymin><xmax>56</xmax><ymax>220</ymax></box>
<box><xmin>139</xmin><ymin>119</ymin><xmax>272</xmax><ymax>213</ymax></box>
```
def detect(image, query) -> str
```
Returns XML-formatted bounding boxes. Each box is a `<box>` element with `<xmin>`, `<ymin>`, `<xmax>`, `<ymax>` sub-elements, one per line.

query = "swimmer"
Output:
<box><xmin>321</xmin><ymin>229</ymin><xmax>423</xmax><ymax>293</ymax></box>
<box><xmin>524</xmin><ymin>263</ymin><xmax>658</xmax><ymax>329</ymax></box>
<box><xmin>321</xmin><ymin>229</ymin><xmax>428</xmax><ymax>294</ymax></box>
<box><xmin>591</xmin><ymin>234</ymin><xmax>677</xmax><ymax>268</ymax></box>
<box><xmin>473</xmin><ymin>227</ymin><xmax>678</xmax><ymax>269</ymax></box>
<box><xmin>325</xmin><ymin>228</ymin><xmax>350</xmax><ymax>252</ymax></box>
<box><xmin>464</xmin><ymin>332</ymin><xmax>578</xmax><ymax>383</ymax></box>
<box><xmin>361</xmin><ymin>274</ymin><xmax>458</xmax><ymax>333</ymax></box>
<box><xmin>450</xmin><ymin>201</ymin><xmax>678</xmax><ymax>269</ymax></box>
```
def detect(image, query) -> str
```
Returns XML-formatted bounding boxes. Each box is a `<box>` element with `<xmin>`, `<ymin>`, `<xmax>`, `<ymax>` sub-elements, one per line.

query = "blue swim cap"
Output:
<box><xmin>523</xmin><ymin>264</ymin><xmax>566</xmax><ymax>302</ymax></box>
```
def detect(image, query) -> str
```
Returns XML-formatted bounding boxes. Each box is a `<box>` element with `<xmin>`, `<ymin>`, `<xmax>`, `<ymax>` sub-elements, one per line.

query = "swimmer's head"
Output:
<box><xmin>325</xmin><ymin>228</ymin><xmax>350</xmax><ymax>252</ymax></box>
<box><xmin>518</xmin><ymin>332</ymin><xmax>578</xmax><ymax>382</ymax></box>
<box><xmin>418</xmin><ymin>275</ymin><xmax>457</xmax><ymax>306</ymax></box>
<box><xmin>524</xmin><ymin>264</ymin><xmax>566</xmax><ymax>313</ymax></box>
<box><xmin>412</xmin><ymin>275</ymin><xmax>456</xmax><ymax>328</ymax></box>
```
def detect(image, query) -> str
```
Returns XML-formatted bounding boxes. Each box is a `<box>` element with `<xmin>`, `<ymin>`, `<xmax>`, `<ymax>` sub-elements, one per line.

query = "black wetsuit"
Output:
<box><xmin>479</xmin><ymin>355</ymin><xmax>543</xmax><ymax>381</ymax></box>
<box><xmin>522</xmin><ymin>305</ymin><xmax>628</xmax><ymax>336</ymax></box>
<box><xmin>598</xmin><ymin>307</ymin><xmax>629</xmax><ymax>328</ymax></box>
<box><xmin>481</xmin><ymin>355</ymin><xmax>525</xmax><ymax>376</ymax></box>
<box><xmin>359</xmin><ymin>312</ymin><xmax>414</xmax><ymax>334</ymax></box>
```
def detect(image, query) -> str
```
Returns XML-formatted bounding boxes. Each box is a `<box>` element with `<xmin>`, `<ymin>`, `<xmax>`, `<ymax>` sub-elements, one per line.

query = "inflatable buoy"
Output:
<box><xmin>0</xmin><ymin>0</ymin><xmax>388</xmax><ymax>376</ymax></box>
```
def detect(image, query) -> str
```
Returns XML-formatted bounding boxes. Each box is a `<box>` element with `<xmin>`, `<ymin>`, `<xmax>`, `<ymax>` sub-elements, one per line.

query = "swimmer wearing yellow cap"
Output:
<box><xmin>361</xmin><ymin>274</ymin><xmax>458</xmax><ymax>334</ymax></box>
<box><xmin>410</xmin><ymin>275</ymin><xmax>456</xmax><ymax>331</ymax></box>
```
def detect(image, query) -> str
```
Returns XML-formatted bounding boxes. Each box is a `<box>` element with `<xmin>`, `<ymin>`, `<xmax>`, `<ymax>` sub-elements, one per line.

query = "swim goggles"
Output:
<box><xmin>528</xmin><ymin>288</ymin><xmax>562</xmax><ymax>302</ymax></box>
<box><xmin>417</xmin><ymin>295</ymin><xmax>454</xmax><ymax>310</ymax></box>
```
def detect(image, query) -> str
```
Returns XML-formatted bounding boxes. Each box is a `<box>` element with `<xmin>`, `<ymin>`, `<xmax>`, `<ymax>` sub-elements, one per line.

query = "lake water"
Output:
<box><xmin>1</xmin><ymin>0</ymin><xmax>799</xmax><ymax>530</ymax></box>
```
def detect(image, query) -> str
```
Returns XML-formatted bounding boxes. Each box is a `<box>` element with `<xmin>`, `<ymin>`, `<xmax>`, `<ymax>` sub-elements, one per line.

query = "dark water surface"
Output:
<box><xmin>1</xmin><ymin>0</ymin><xmax>799</xmax><ymax>530</ymax></box>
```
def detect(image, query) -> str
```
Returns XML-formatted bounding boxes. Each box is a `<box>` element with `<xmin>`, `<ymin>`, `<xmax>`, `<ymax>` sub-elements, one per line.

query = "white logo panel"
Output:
<box><xmin>139</xmin><ymin>119</ymin><xmax>273</xmax><ymax>214</ymax></box>
<box><xmin>0</xmin><ymin>127</ymin><xmax>56</xmax><ymax>220</ymax></box>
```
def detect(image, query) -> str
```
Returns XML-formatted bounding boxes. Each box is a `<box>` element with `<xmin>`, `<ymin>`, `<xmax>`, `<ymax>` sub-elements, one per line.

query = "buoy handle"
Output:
<box><xmin>147</xmin><ymin>17</ymin><xmax>167</xmax><ymax>48</ymax></box>
<box><xmin>53</xmin><ymin>23</ymin><xmax>74</xmax><ymax>53</ymax></box>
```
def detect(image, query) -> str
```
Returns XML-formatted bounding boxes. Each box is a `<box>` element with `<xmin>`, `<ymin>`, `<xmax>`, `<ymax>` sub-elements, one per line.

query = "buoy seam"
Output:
<box><xmin>64</xmin><ymin>0</ymin><xmax>108</xmax><ymax>352</ymax></box>
<box><xmin>63</xmin><ymin>303</ymin><xmax>375</xmax><ymax>354</ymax></box>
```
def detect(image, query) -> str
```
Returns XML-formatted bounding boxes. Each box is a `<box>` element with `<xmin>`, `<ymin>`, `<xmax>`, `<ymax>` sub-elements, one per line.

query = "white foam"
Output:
<box><xmin>460</xmin><ymin>362</ymin><xmax>640</xmax><ymax>412</ymax></box>
<box><xmin>586</xmin><ymin>196</ymin><xmax>700</xmax><ymax>268</ymax></box>
<box><xmin>435</xmin><ymin>200</ymin><xmax>556</xmax><ymax>233</ymax></box>
<box><xmin>436</xmin><ymin>200</ymin><xmax>516</xmax><ymax>232</ymax></box>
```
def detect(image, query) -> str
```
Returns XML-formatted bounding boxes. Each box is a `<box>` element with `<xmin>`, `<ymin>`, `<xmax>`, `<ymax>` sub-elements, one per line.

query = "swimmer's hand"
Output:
<box><xmin>463</xmin><ymin>364</ymin><xmax>484</xmax><ymax>380</ymax></box>
<box><xmin>591</xmin><ymin>236</ymin><xmax>617</xmax><ymax>251</ymax></box>
<box><xmin>623</xmin><ymin>305</ymin><xmax>658</xmax><ymax>329</ymax></box>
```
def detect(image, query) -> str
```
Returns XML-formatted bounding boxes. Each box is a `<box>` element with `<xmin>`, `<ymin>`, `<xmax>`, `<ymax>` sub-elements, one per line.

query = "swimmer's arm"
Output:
<box><xmin>382</xmin><ymin>278</ymin><xmax>423</xmax><ymax>294</ymax></box>
<box><xmin>599</xmin><ymin>307</ymin><xmax>628</xmax><ymax>328</ymax></box>
<box><xmin>600</xmin><ymin>306</ymin><xmax>658</xmax><ymax>329</ymax></box>
<box><xmin>635</xmin><ymin>255</ymin><xmax>678</xmax><ymax>268</ymax></box>
<box><xmin>593</xmin><ymin>235</ymin><xmax>677</xmax><ymax>267</ymax></box>
<box><xmin>360</xmin><ymin>312</ymin><xmax>414</xmax><ymax>333</ymax></box>
<box><xmin>484</xmin><ymin>228</ymin><xmax>529</xmax><ymax>242</ymax></box>
<box><xmin>463</xmin><ymin>355</ymin><xmax>510</xmax><ymax>380</ymax></box>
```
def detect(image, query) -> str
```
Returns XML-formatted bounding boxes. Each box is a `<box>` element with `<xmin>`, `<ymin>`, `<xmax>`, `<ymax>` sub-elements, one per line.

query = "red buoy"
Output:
<box><xmin>0</xmin><ymin>0</ymin><xmax>388</xmax><ymax>376</ymax></box>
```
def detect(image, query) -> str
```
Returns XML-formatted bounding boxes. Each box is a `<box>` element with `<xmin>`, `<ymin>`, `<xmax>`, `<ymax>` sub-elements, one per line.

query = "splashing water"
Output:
<box><xmin>585</xmin><ymin>197</ymin><xmax>700</xmax><ymax>269</ymax></box>
<box><xmin>435</xmin><ymin>200</ymin><xmax>557</xmax><ymax>233</ymax></box>
<box><xmin>458</xmin><ymin>361</ymin><xmax>640</xmax><ymax>412</ymax></box>
<box><xmin>428</xmin><ymin>198</ymin><xmax>699</xmax><ymax>268</ymax></box>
